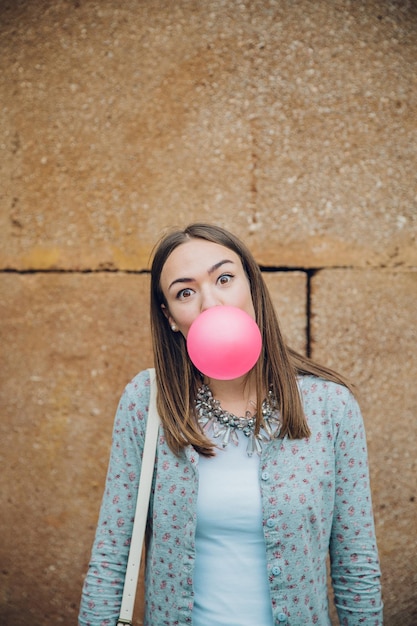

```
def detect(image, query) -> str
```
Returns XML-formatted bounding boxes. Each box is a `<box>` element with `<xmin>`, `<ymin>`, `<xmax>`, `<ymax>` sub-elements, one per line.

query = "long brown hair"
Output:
<box><xmin>150</xmin><ymin>223</ymin><xmax>351</xmax><ymax>457</ymax></box>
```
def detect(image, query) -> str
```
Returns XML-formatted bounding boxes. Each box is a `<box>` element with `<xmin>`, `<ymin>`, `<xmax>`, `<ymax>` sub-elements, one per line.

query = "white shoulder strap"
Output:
<box><xmin>117</xmin><ymin>368</ymin><xmax>160</xmax><ymax>626</ymax></box>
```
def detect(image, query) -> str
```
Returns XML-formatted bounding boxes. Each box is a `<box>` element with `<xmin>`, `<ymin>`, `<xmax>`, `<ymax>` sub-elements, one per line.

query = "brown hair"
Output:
<box><xmin>151</xmin><ymin>223</ymin><xmax>351</xmax><ymax>457</ymax></box>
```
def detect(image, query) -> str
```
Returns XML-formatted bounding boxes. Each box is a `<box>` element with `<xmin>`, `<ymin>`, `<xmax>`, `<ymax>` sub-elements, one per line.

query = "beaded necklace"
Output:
<box><xmin>195</xmin><ymin>384</ymin><xmax>281</xmax><ymax>457</ymax></box>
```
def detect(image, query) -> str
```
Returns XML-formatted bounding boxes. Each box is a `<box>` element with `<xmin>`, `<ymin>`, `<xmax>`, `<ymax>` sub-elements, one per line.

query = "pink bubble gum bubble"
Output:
<box><xmin>186</xmin><ymin>306</ymin><xmax>262</xmax><ymax>380</ymax></box>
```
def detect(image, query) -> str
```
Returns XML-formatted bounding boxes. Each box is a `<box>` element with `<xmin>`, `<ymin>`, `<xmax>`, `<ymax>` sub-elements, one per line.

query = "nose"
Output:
<box><xmin>200</xmin><ymin>288</ymin><xmax>221</xmax><ymax>312</ymax></box>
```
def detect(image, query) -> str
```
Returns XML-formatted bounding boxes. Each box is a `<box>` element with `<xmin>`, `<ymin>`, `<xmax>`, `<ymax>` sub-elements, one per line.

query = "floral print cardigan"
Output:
<box><xmin>79</xmin><ymin>369</ymin><xmax>383</xmax><ymax>625</ymax></box>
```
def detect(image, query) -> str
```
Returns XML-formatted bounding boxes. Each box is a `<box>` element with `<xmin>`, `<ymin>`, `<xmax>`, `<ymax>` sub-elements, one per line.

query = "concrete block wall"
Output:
<box><xmin>0</xmin><ymin>1</ymin><xmax>415</xmax><ymax>624</ymax></box>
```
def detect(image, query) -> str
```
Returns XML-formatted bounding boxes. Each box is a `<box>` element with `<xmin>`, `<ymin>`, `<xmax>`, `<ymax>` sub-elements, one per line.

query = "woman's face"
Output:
<box><xmin>160</xmin><ymin>238</ymin><xmax>255</xmax><ymax>338</ymax></box>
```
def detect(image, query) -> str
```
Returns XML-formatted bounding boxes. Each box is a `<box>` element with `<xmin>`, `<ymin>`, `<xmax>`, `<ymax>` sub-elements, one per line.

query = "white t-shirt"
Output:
<box><xmin>193</xmin><ymin>430</ymin><xmax>274</xmax><ymax>626</ymax></box>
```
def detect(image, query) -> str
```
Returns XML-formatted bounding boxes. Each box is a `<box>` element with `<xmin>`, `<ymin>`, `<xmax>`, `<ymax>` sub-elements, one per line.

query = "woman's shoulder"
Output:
<box><xmin>112</xmin><ymin>369</ymin><xmax>155</xmax><ymax>435</ymax></box>
<box><xmin>299</xmin><ymin>374</ymin><xmax>355</xmax><ymax>406</ymax></box>
<box><xmin>127</xmin><ymin>367</ymin><xmax>153</xmax><ymax>386</ymax></box>
<box><xmin>299</xmin><ymin>375</ymin><xmax>362</xmax><ymax>435</ymax></box>
<box><xmin>121</xmin><ymin>367</ymin><xmax>154</xmax><ymax>403</ymax></box>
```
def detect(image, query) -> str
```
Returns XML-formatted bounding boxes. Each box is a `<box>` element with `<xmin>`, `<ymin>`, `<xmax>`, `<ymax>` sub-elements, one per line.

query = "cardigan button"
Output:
<box><xmin>272</xmin><ymin>566</ymin><xmax>281</xmax><ymax>576</ymax></box>
<box><xmin>266</xmin><ymin>518</ymin><xmax>275</xmax><ymax>528</ymax></box>
<box><xmin>277</xmin><ymin>612</ymin><xmax>287</xmax><ymax>622</ymax></box>
<box><xmin>261</xmin><ymin>471</ymin><xmax>270</xmax><ymax>480</ymax></box>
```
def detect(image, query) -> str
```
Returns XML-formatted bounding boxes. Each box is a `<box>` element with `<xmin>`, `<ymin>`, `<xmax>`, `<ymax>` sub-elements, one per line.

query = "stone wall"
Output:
<box><xmin>0</xmin><ymin>1</ymin><xmax>416</xmax><ymax>624</ymax></box>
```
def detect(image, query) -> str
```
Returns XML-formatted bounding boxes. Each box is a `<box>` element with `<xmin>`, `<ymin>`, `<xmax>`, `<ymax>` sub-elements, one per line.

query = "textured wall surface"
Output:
<box><xmin>311</xmin><ymin>269</ymin><xmax>417</xmax><ymax>625</ymax></box>
<box><xmin>0</xmin><ymin>0</ymin><xmax>416</xmax><ymax>624</ymax></box>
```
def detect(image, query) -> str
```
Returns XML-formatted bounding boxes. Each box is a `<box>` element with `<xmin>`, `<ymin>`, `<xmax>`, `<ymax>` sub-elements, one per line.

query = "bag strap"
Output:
<box><xmin>117</xmin><ymin>368</ymin><xmax>160</xmax><ymax>626</ymax></box>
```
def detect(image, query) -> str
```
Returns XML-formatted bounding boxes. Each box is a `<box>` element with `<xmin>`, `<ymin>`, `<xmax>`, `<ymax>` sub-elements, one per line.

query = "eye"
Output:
<box><xmin>176</xmin><ymin>287</ymin><xmax>194</xmax><ymax>300</ymax></box>
<box><xmin>218</xmin><ymin>273</ymin><xmax>233</xmax><ymax>285</ymax></box>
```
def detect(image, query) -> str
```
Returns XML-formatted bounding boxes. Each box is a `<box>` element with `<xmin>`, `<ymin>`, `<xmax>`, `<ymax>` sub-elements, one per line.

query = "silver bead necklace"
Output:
<box><xmin>195</xmin><ymin>384</ymin><xmax>281</xmax><ymax>457</ymax></box>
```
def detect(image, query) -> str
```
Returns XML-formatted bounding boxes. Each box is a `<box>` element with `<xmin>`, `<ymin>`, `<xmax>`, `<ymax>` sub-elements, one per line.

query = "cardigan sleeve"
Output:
<box><xmin>78</xmin><ymin>370</ymin><xmax>150</xmax><ymax>626</ymax></box>
<box><xmin>330</xmin><ymin>390</ymin><xmax>383</xmax><ymax>625</ymax></box>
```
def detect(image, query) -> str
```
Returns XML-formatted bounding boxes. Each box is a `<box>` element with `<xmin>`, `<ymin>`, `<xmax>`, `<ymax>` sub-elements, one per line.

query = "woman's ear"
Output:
<box><xmin>161</xmin><ymin>304</ymin><xmax>178</xmax><ymax>332</ymax></box>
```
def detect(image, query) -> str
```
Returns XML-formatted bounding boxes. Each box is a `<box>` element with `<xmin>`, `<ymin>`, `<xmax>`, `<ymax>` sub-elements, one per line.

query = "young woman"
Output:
<box><xmin>79</xmin><ymin>223</ymin><xmax>383</xmax><ymax>625</ymax></box>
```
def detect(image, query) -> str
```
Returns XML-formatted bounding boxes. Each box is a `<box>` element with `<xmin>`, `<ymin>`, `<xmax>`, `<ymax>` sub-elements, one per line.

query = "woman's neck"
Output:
<box><xmin>204</xmin><ymin>374</ymin><xmax>257</xmax><ymax>417</ymax></box>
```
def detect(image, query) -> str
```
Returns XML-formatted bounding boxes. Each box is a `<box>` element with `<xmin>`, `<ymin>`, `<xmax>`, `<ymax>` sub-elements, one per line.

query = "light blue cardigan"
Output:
<box><xmin>79</xmin><ymin>370</ymin><xmax>383</xmax><ymax>625</ymax></box>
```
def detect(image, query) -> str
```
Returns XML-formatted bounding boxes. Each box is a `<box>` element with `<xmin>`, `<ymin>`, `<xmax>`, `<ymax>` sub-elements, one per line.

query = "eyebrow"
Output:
<box><xmin>168</xmin><ymin>259</ymin><xmax>235</xmax><ymax>291</ymax></box>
